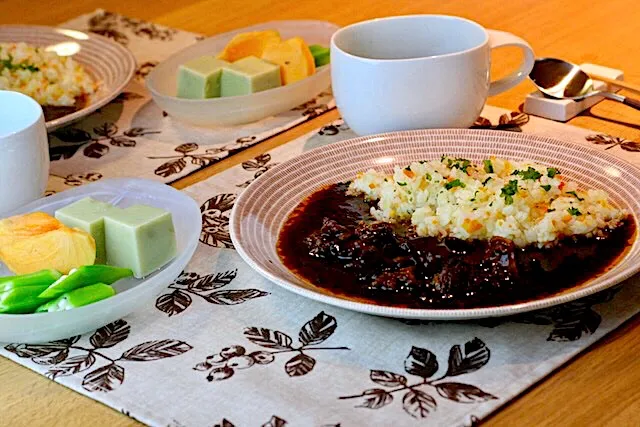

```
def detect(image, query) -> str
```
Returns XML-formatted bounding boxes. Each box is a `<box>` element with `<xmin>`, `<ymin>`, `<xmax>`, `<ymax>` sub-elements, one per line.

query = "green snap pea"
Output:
<box><xmin>39</xmin><ymin>265</ymin><xmax>133</xmax><ymax>299</ymax></box>
<box><xmin>36</xmin><ymin>283</ymin><xmax>115</xmax><ymax>313</ymax></box>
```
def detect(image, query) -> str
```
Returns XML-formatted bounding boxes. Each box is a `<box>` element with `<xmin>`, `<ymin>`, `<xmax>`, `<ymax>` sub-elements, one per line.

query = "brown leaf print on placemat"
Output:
<box><xmin>50</xmin><ymin>172</ymin><xmax>103</xmax><ymax>188</ymax></box>
<box><xmin>237</xmin><ymin>154</ymin><xmax>278</xmax><ymax>188</ymax></box>
<box><xmin>51</xmin><ymin>121</ymin><xmax>159</xmax><ymax>161</ymax></box>
<box><xmin>470</xmin><ymin>111</ymin><xmax>529</xmax><ymax>132</ymax></box>
<box><xmin>4</xmin><ymin>319</ymin><xmax>192</xmax><ymax>393</ymax></box>
<box><xmin>149</xmin><ymin>137</ymin><xmax>258</xmax><ymax>178</ymax></box>
<box><xmin>474</xmin><ymin>287</ymin><xmax>620</xmax><ymax>341</ymax></box>
<box><xmin>88</xmin><ymin>11</ymin><xmax>177</xmax><ymax>46</ymax></box>
<box><xmin>193</xmin><ymin>311</ymin><xmax>348</xmax><ymax>382</ymax></box>
<box><xmin>155</xmin><ymin>270</ymin><xmax>268</xmax><ymax>316</ymax></box>
<box><xmin>340</xmin><ymin>338</ymin><xmax>496</xmax><ymax>419</ymax></box>
<box><xmin>200</xmin><ymin>193</ymin><xmax>236</xmax><ymax>248</ymax></box>
<box><xmin>291</xmin><ymin>98</ymin><xmax>331</xmax><ymax>119</ymax></box>
<box><xmin>213</xmin><ymin>415</ymin><xmax>287</xmax><ymax>427</ymax></box>
<box><xmin>401</xmin><ymin>288</ymin><xmax>620</xmax><ymax>342</ymax></box>
<box><xmin>120</xmin><ymin>409</ymin><xmax>142</xmax><ymax>423</ymax></box>
<box><xmin>586</xmin><ymin>134</ymin><xmax>640</xmax><ymax>152</ymax></box>
<box><xmin>318</xmin><ymin>122</ymin><xmax>350</xmax><ymax>136</ymax></box>
<box><xmin>135</xmin><ymin>61</ymin><xmax>158</xmax><ymax>81</ymax></box>
<box><xmin>114</xmin><ymin>91</ymin><xmax>145</xmax><ymax>103</ymax></box>
<box><xmin>459</xmin><ymin>415</ymin><xmax>480</xmax><ymax>427</ymax></box>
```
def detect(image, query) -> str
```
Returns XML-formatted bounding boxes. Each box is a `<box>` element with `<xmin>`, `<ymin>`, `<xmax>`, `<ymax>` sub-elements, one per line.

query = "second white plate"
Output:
<box><xmin>0</xmin><ymin>25</ymin><xmax>136</xmax><ymax>131</ymax></box>
<box><xmin>0</xmin><ymin>178</ymin><xmax>200</xmax><ymax>342</ymax></box>
<box><xmin>146</xmin><ymin>20</ymin><xmax>338</xmax><ymax>127</ymax></box>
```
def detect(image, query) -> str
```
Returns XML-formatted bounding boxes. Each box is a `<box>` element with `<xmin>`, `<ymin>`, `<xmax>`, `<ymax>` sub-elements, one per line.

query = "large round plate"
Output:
<box><xmin>0</xmin><ymin>178</ymin><xmax>200</xmax><ymax>342</ymax></box>
<box><xmin>146</xmin><ymin>20</ymin><xmax>337</xmax><ymax>127</ymax></box>
<box><xmin>230</xmin><ymin>129</ymin><xmax>640</xmax><ymax>320</ymax></box>
<box><xmin>0</xmin><ymin>25</ymin><xmax>136</xmax><ymax>131</ymax></box>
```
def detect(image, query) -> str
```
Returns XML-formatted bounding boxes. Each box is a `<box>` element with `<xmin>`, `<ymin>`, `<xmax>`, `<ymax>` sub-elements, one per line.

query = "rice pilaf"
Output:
<box><xmin>0</xmin><ymin>42</ymin><xmax>96</xmax><ymax>107</ymax></box>
<box><xmin>348</xmin><ymin>156</ymin><xmax>628</xmax><ymax>247</ymax></box>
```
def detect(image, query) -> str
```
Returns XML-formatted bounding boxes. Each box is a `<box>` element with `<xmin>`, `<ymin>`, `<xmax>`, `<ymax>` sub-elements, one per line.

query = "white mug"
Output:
<box><xmin>0</xmin><ymin>91</ymin><xmax>50</xmax><ymax>216</ymax></box>
<box><xmin>330</xmin><ymin>15</ymin><xmax>535</xmax><ymax>135</ymax></box>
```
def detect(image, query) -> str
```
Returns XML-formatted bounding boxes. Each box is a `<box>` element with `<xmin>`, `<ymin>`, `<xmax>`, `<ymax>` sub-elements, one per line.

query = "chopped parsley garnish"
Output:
<box><xmin>425</xmin><ymin>173</ymin><xmax>432</xmax><ymax>181</ymax></box>
<box><xmin>511</xmin><ymin>169</ymin><xmax>520</xmax><ymax>176</ymax></box>
<box><xmin>483</xmin><ymin>159</ymin><xmax>494</xmax><ymax>173</ymax></box>
<box><xmin>500</xmin><ymin>180</ymin><xmax>519</xmax><ymax>205</ymax></box>
<box><xmin>567</xmin><ymin>207</ymin><xmax>582</xmax><ymax>216</ymax></box>
<box><xmin>541</xmin><ymin>184</ymin><xmax>551</xmax><ymax>191</ymax></box>
<box><xmin>444</xmin><ymin>157</ymin><xmax>472</xmax><ymax>174</ymax></box>
<box><xmin>547</xmin><ymin>167</ymin><xmax>560</xmax><ymax>178</ymax></box>
<box><xmin>482</xmin><ymin>177</ymin><xmax>492</xmax><ymax>186</ymax></box>
<box><xmin>566</xmin><ymin>190</ymin><xmax>584</xmax><ymax>201</ymax></box>
<box><xmin>518</xmin><ymin>167</ymin><xmax>542</xmax><ymax>180</ymax></box>
<box><xmin>0</xmin><ymin>54</ymin><xmax>39</xmax><ymax>72</ymax></box>
<box><xmin>397</xmin><ymin>182</ymin><xmax>407</xmax><ymax>186</ymax></box>
<box><xmin>445</xmin><ymin>179</ymin><xmax>465</xmax><ymax>190</ymax></box>
<box><xmin>547</xmin><ymin>208</ymin><xmax>556</xmax><ymax>212</ymax></box>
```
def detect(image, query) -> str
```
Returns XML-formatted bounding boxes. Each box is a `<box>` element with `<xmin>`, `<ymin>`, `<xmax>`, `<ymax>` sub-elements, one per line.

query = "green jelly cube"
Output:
<box><xmin>220</xmin><ymin>56</ymin><xmax>282</xmax><ymax>97</ymax></box>
<box><xmin>176</xmin><ymin>56</ymin><xmax>229</xmax><ymax>99</ymax></box>
<box><xmin>55</xmin><ymin>197</ymin><xmax>116</xmax><ymax>264</ymax></box>
<box><xmin>104</xmin><ymin>205</ymin><xmax>177</xmax><ymax>278</ymax></box>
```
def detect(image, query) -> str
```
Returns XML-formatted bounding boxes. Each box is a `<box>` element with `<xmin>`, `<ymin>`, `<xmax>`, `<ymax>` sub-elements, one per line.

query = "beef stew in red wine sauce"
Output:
<box><xmin>276</xmin><ymin>183</ymin><xmax>635</xmax><ymax>309</ymax></box>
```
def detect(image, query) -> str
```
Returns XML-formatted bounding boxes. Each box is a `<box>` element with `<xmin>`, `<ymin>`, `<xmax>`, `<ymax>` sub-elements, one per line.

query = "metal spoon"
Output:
<box><xmin>529</xmin><ymin>58</ymin><xmax>640</xmax><ymax>111</ymax></box>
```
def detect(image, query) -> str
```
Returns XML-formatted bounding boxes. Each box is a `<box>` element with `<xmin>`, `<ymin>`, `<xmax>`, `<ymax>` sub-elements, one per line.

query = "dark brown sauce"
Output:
<box><xmin>277</xmin><ymin>183</ymin><xmax>636</xmax><ymax>309</ymax></box>
<box><xmin>42</xmin><ymin>95</ymin><xmax>88</xmax><ymax>122</ymax></box>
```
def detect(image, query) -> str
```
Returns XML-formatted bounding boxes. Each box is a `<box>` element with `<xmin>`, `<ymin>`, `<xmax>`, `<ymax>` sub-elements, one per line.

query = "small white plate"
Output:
<box><xmin>0</xmin><ymin>178</ymin><xmax>200</xmax><ymax>342</ymax></box>
<box><xmin>230</xmin><ymin>129</ymin><xmax>640</xmax><ymax>320</ymax></box>
<box><xmin>0</xmin><ymin>25</ymin><xmax>136</xmax><ymax>132</ymax></box>
<box><xmin>146</xmin><ymin>20</ymin><xmax>337</xmax><ymax>127</ymax></box>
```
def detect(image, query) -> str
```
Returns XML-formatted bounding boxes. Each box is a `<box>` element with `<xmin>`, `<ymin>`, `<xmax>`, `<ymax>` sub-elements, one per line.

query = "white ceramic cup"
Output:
<box><xmin>0</xmin><ymin>91</ymin><xmax>49</xmax><ymax>216</ymax></box>
<box><xmin>331</xmin><ymin>15</ymin><xmax>535</xmax><ymax>135</ymax></box>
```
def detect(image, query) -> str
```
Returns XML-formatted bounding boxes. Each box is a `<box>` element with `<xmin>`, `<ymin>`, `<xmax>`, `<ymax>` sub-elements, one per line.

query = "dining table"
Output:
<box><xmin>1</xmin><ymin>0</ymin><xmax>639</xmax><ymax>425</ymax></box>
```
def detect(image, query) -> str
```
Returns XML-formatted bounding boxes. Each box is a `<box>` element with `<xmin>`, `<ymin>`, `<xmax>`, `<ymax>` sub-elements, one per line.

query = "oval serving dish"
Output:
<box><xmin>146</xmin><ymin>20</ymin><xmax>337</xmax><ymax>127</ymax></box>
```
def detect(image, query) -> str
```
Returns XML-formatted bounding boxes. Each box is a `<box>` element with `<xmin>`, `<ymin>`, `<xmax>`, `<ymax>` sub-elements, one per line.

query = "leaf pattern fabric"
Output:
<box><xmin>44</xmin><ymin>10</ymin><xmax>335</xmax><ymax>196</ymax></box>
<box><xmin>2</xmin><ymin>8</ymin><xmax>640</xmax><ymax>427</ymax></box>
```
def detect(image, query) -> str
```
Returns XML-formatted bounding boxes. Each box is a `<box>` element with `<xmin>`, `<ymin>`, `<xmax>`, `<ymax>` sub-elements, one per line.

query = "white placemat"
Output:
<box><xmin>3</xmin><ymin>105</ymin><xmax>639</xmax><ymax>426</ymax></box>
<box><xmin>46</xmin><ymin>10</ymin><xmax>334</xmax><ymax>194</ymax></box>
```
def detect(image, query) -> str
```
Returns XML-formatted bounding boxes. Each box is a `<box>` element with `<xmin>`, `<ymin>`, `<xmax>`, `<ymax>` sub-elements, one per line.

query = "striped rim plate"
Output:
<box><xmin>0</xmin><ymin>25</ymin><xmax>136</xmax><ymax>131</ymax></box>
<box><xmin>230</xmin><ymin>129</ymin><xmax>640</xmax><ymax>320</ymax></box>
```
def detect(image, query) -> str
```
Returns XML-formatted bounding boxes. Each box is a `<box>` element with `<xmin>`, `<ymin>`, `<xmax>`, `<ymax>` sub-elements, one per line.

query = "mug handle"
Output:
<box><xmin>487</xmin><ymin>30</ymin><xmax>535</xmax><ymax>96</ymax></box>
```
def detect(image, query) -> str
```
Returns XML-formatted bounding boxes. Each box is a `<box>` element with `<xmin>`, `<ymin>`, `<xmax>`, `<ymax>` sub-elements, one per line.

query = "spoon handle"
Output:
<box><xmin>599</xmin><ymin>91</ymin><xmax>640</xmax><ymax>111</ymax></box>
<box><xmin>590</xmin><ymin>74</ymin><xmax>640</xmax><ymax>95</ymax></box>
<box><xmin>622</xmin><ymin>97</ymin><xmax>640</xmax><ymax>111</ymax></box>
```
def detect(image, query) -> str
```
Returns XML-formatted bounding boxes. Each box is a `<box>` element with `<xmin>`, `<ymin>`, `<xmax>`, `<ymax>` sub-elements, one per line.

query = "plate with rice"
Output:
<box><xmin>0</xmin><ymin>25</ymin><xmax>136</xmax><ymax>131</ymax></box>
<box><xmin>230</xmin><ymin>129</ymin><xmax>640</xmax><ymax>320</ymax></box>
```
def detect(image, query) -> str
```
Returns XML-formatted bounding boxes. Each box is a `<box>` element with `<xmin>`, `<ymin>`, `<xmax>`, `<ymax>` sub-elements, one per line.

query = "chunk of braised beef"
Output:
<box><xmin>355</xmin><ymin>222</ymin><xmax>395</xmax><ymax>245</ymax></box>
<box><xmin>400</xmin><ymin>237</ymin><xmax>447</xmax><ymax>277</ymax></box>
<box><xmin>432</xmin><ymin>258</ymin><xmax>471</xmax><ymax>296</ymax></box>
<box><xmin>387</xmin><ymin>255</ymin><xmax>415</xmax><ymax>270</ymax></box>
<box><xmin>304</xmin><ymin>218</ymin><xmax>354</xmax><ymax>259</ymax></box>
<box><xmin>319</xmin><ymin>218</ymin><xmax>353</xmax><ymax>241</ymax></box>
<box><xmin>369</xmin><ymin>266</ymin><xmax>419</xmax><ymax>293</ymax></box>
<box><xmin>444</xmin><ymin>238</ymin><xmax>474</xmax><ymax>255</ymax></box>
<box><xmin>469</xmin><ymin>236</ymin><xmax>519</xmax><ymax>293</ymax></box>
<box><xmin>516</xmin><ymin>249</ymin><xmax>544</xmax><ymax>273</ymax></box>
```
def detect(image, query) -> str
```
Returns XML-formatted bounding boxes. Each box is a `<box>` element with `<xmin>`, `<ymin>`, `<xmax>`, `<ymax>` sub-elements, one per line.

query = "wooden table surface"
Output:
<box><xmin>2</xmin><ymin>0</ymin><xmax>639</xmax><ymax>425</ymax></box>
